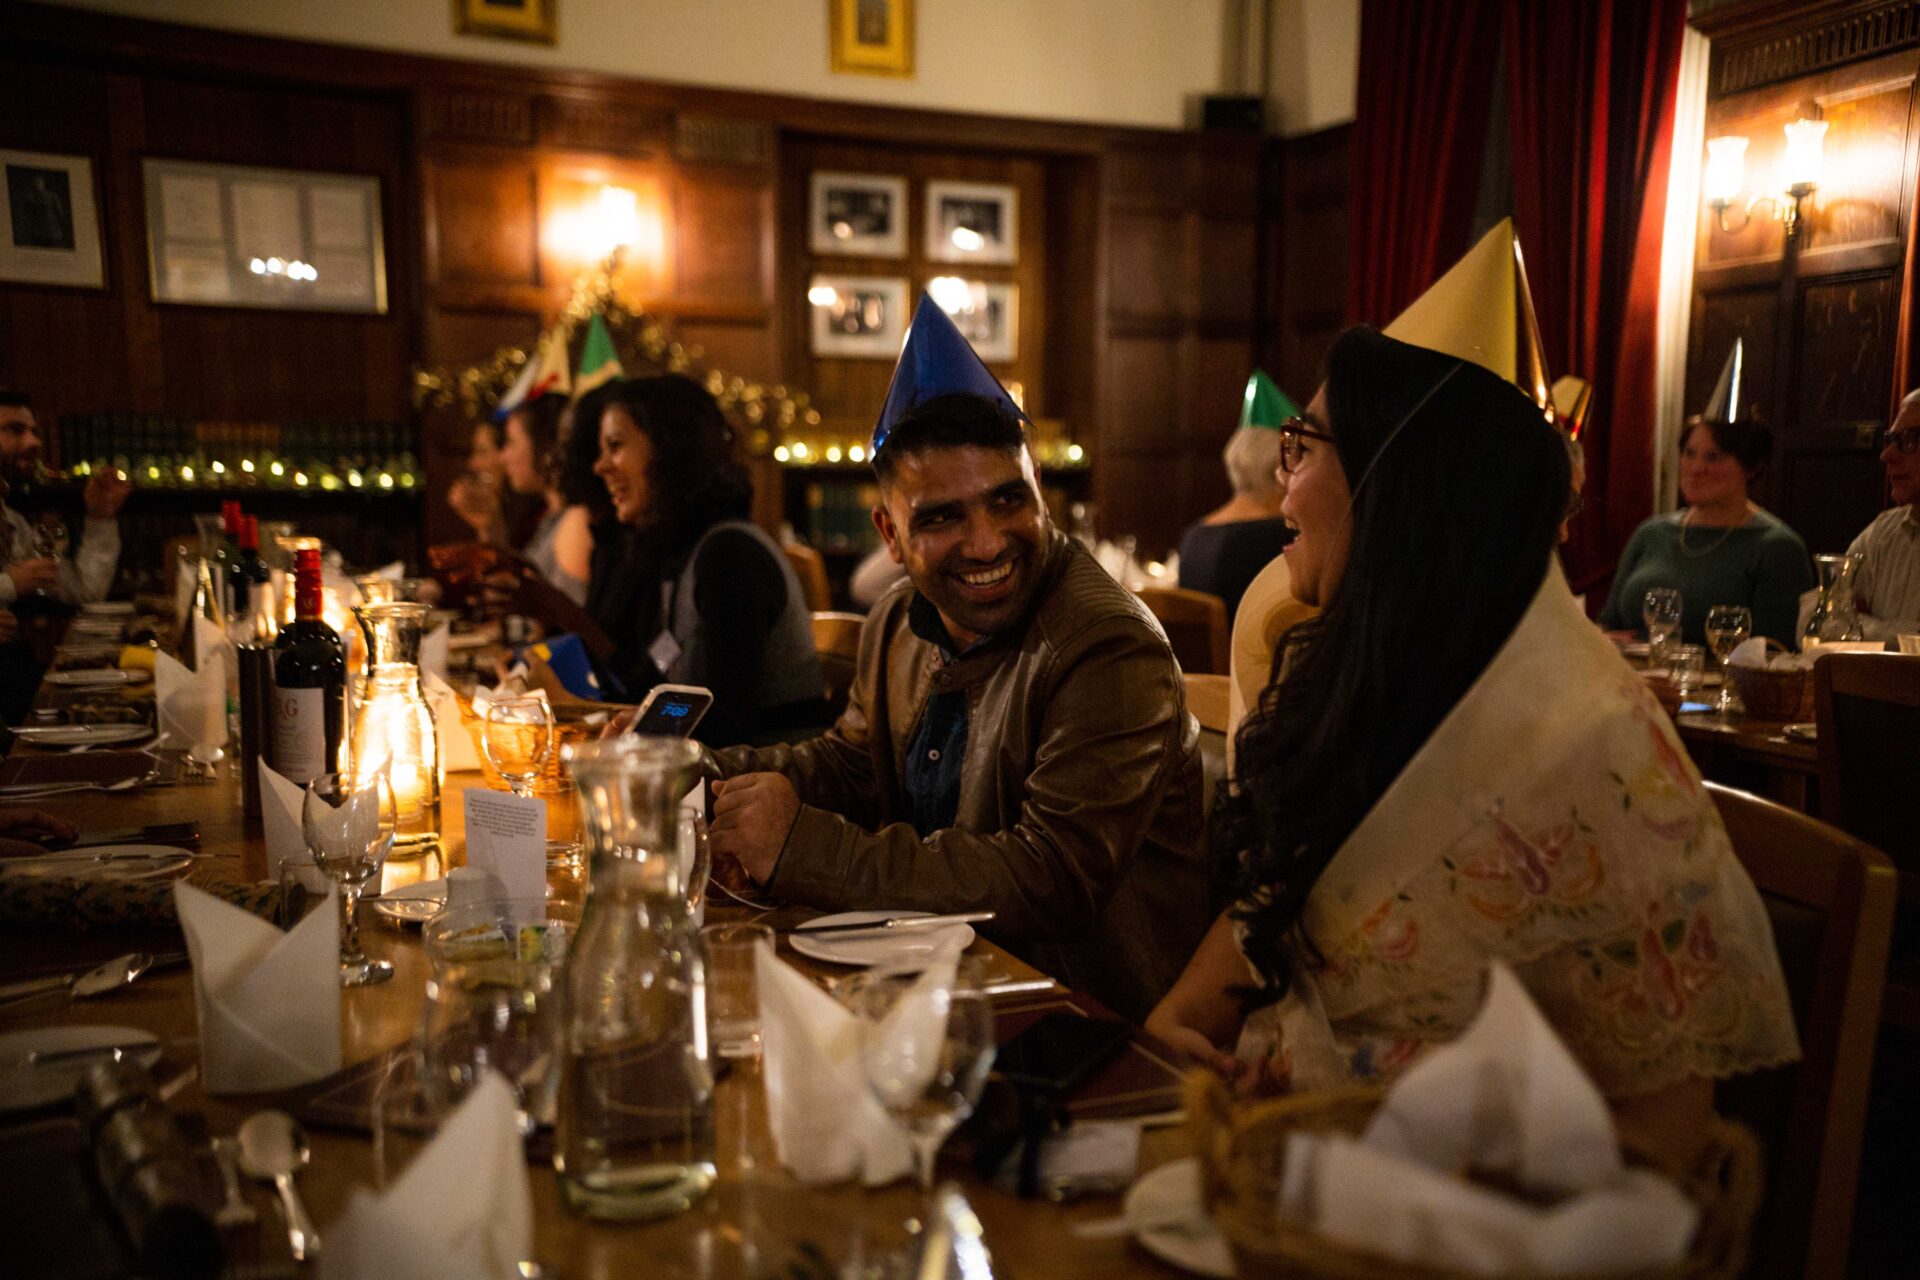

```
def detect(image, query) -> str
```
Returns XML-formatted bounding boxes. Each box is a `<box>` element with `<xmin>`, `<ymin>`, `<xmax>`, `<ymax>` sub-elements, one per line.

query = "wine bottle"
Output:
<box><xmin>271</xmin><ymin>546</ymin><xmax>345</xmax><ymax>785</ymax></box>
<box><xmin>231</xmin><ymin>515</ymin><xmax>272</xmax><ymax>628</ymax></box>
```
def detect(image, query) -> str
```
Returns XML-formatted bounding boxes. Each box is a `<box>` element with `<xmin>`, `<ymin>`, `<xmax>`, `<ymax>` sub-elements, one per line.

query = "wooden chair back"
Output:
<box><xmin>1183</xmin><ymin>673</ymin><xmax>1230</xmax><ymax>735</ymax></box>
<box><xmin>809</xmin><ymin>610</ymin><xmax>865</xmax><ymax>714</ymax></box>
<box><xmin>784</xmin><ymin>542</ymin><xmax>833</xmax><ymax>613</ymax></box>
<box><xmin>1707</xmin><ymin>782</ymin><xmax>1896</xmax><ymax>1280</ymax></box>
<box><xmin>1137</xmin><ymin>585</ymin><xmax>1229</xmax><ymax>676</ymax></box>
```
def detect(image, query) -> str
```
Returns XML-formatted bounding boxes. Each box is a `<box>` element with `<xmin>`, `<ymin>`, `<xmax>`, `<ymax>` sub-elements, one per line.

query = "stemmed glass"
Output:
<box><xmin>1642</xmin><ymin>588</ymin><xmax>1683</xmax><ymax>669</ymax></box>
<box><xmin>482</xmin><ymin>694</ymin><xmax>555</xmax><ymax>798</ymax></box>
<box><xmin>303</xmin><ymin>770</ymin><xmax>397</xmax><ymax>987</ymax></box>
<box><xmin>848</xmin><ymin>957</ymin><xmax>997</xmax><ymax>1191</ymax></box>
<box><xmin>1704</xmin><ymin>604</ymin><xmax>1752</xmax><ymax>717</ymax></box>
<box><xmin>29</xmin><ymin>521</ymin><xmax>67</xmax><ymax>596</ymax></box>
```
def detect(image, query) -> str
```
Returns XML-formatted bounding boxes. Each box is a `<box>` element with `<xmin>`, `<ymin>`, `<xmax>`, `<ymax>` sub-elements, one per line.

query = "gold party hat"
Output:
<box><xmin>1384</xmin><ymin>218</ymin><xmax>1553</xmax><ymax>416</ymax></box>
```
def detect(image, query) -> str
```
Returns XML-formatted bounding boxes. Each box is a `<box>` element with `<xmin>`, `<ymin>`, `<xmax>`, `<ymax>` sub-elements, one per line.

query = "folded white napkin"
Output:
<box><xmin>421</xmin><ymin>622</ymin><xmax>451</xmax><ymax>685</ymax></box>
<box><xmin>425</xmin><ymin>672</ymin><xmax>482</xmax><ymax>773</ymax></box>
<box><xmin>156</xmin><ymin>647</ymin><xmax>227</xmax><ymax>752</ymax></box>
<box><xmin>1729</xmin><ymin>637</ymin><xmax>1809</xmax><ymax>671</ymax></box>
<box><xmin>320</xmin><ymin>1072</ymin><xmax>531</xmax><ymax>1280</ymax></box>
<box><xmin>754</xmin><ymin>942</ymin><xmax>915</xmax><ymax>1186</ymax></box>
<box><xmin>1276</xmin><ymin>965</ymin><xmax>1698</xmax><ymax>1275</ymax></box>
<box><xmin>174</xmin><ymin>880</ymin><xmax>341</xmax><ymax>1093</ymax></box>
<box><xmin>258</xmin><ymin>758</ymin><xmax>326</xmax><ymax>886</ymax></box>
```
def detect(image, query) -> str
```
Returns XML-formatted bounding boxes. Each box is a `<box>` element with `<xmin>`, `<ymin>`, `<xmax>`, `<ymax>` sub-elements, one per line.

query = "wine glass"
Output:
<box><xmin>848</xmin><ymin>957</ymin><xmax>997</xmax><ymax>1191</ymax></box>
<box><xmin>1642</xmin><ymin>588</ymin><xmax>1683</xmax><ymax>669</ymax></box>
<box><xmin>29</xmin><ymin>520</ymin><xmax>67</xmax><ymax>596</ymax></box>
<box><xmin>1704</xmin><ymin>604</ymin><xmax>1752</xmax><ymax>716</ymax></box>
<box><xmin>482</xmin><ymin>694</ymin><xmax>555</xmax><ymax>798</ymax></box>
<box><xmin>303</xmin><ymin>771</ymin><xmax>397</xmax><ymax>987</ymax></box>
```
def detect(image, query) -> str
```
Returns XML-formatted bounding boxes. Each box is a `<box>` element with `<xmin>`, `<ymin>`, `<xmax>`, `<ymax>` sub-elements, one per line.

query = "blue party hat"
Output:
<box><xmin>872</xmin><ymin>294</ymin><xmax>1030</xmax><ymax>455</ymax></box>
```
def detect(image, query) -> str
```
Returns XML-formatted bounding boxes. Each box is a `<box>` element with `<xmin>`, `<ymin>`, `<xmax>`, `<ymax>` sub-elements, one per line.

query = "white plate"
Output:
<box><xmin>80</xmin><ymin>602</ymin><xmax>135</xmax><ymax>616</ymax></box>
<box><xmin>373</xmin><ymin>878</ymin><xmax>448</xmax><ymax>925</ymax></box>
<box><xmin>788</xmin><ymin>911</ymin><xmax>977</xmax><ymax>968</ymax></box>
<box><xmin>1123</xmin><ymin>1157</ymin><xmax>1234</xmax><ymax>1278</ymax></box>
<box><xmin>1619</xmin><ymin>641</ymin><xmax>1650</xmax><ymax>658</ymax></box>
<box><xmin>1</xmin><ymin>845</ymin><xmax>193</xmax><ymax>882</ymax></box>
<box><xmin>0</xmin><ymin>1025</ymin><xmax>161</xmax><ymax>1112</ymax></box>
<box><xmin>45</xmin><ymin>669</ymin><xmax>141</xmax><ymax>687</ymax></box>
<box><xmin>11</xmin><ymin>724</ymin><xmax>152</xmax><ymax>747</ymax></box>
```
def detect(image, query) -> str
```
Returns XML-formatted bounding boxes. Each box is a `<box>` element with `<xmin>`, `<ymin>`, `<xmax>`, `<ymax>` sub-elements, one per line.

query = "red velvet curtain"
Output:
<box><xmin>1348</xmin><ymin>0</ymin><xmax>1504</xmax><ymax>326</ymax></box>
<box><xmin>1505</xmin><ymin>0</ymin><xmax>1689</xmax><ymax>596</ymax></box>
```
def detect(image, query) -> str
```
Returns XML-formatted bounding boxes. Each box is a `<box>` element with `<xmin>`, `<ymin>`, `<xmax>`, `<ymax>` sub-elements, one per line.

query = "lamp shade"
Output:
<box><xmin>1782</xmin><ymin>119</ymin><xmax>1827</xmax><ymax>192</ymax></box>
<box><xmin>1703</xmin><ymin>136</ymin><xmax>1748</xmax><ymax>204</ymax></box>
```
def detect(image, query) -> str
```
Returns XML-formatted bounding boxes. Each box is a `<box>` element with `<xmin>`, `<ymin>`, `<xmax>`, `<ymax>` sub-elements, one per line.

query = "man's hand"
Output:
<box><xmin>83</xmin><ymin>467</ymin><xmax>133</xmax><ymax>518</ymax></box>
<box><xmin>0</xmin><ymin>609</ymin><xmax>15</xmax><ymax>643</ymax></box>
<box><xmin>6</xmin><ymin>558</ymin><xmax>60</xmax><ymax>596</ymax></box>
<box><xmin>0</xmin><ymin>806</ymin><xmax>76</xmax><ymax>846</ymax></box>
<box><xmin>709</xmin><ymin>772</ymin><xmax>800</xmax><ymax>884</ymax></box>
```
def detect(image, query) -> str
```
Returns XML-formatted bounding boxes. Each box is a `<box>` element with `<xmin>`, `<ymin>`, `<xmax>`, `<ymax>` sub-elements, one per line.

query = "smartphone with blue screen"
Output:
<box><xmin>626</xmin><ymin>683</ymin><xmax>713</xmax><ymax>738</ymax></box>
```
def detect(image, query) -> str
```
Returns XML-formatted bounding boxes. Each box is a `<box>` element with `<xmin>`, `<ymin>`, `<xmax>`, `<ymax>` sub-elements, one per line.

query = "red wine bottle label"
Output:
<box><xmin>271</xmin><ymin>684</ymin><xmax>328</xmax><ymax>784</ymax></box>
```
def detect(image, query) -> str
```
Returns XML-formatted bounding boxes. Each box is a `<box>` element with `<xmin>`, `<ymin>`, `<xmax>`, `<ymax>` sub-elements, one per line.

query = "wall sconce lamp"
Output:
<box><xmin>1705</xmin><ymin>113</ymin><xmax>1827</xmax><ymax>238</ymax></box>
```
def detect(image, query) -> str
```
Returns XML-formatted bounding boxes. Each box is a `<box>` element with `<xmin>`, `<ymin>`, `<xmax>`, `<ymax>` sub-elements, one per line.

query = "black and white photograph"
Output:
<box><xmin>925</xmin><ymin>179</ymin><xmax>1017</xmax><ymax>264</ymax></box>
<box><xmin>928</xmin><ymin>276</ymin><xmax>1018</xmax><ymax>362</ymax></box>
<box><xmin>0</xmin><ymin>149</ymin><xmax>104</xmax><ymax>288</ymax></box>
<box><xmin>809</xmin><ymin>171</ymin><xmax>907</xmax><ymax>257</ymax></box>
<box><xmin>808</xmin><ymin>273</ymin><xmax>909</xmax><ymax>357</ymax></box>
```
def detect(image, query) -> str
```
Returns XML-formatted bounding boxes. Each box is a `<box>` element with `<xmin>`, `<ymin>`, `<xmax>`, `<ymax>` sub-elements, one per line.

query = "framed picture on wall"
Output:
<box><xmin>829</xmin><ymin>0</ymin><xmax>914</xmax><ymax>78</ymax></box>
<box><xmin>0</xmin><ymin>150</ymin><xmax>105</xmax><ymax>289</ymax></box>
<box><xmin>810</xmin><ymin>172</ymin><xmax>908</xmax><ymax>258</ymax></box>
<box><xmin>929</xmin><ymin>278</ymin><xmax>1017</xmax><ymax>362</ymax></box>
<box><xmin>925</xmin><ymin>180</ymin><xmax>1017</xmax><ymax>264</ymax></box>
<box><xmin>453</xmin><ymin>0</ymin><xmax>557</xmax><ymax>44</ymax></box>
<box><xmin>809</xmin><ymin>274</ymin><xmax>910</xmax><ymax>358</ymax></box>
<box><xmin>142</xmin><ymin>159</ymin><xmax>388</xmax><ymax>314</ymax></box>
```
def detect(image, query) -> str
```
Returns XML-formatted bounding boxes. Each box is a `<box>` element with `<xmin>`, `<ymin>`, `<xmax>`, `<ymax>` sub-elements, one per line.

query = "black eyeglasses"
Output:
<box><xmin>1278</xmin><ymin>416</ymin><xmax>1336</xmax><ymax>475</ymax></box>
<box><xmin>1886</xmin><ymin>428</ymin><xmax>1920</xmax><ymax>456</ymax></box>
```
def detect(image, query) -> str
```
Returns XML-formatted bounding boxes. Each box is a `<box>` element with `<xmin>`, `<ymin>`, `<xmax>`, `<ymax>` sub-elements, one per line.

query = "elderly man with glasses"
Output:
<box><xmin>1821</xmin><ymin>389</ymin><xmax>1920</xmax><ymax>641</ymax></box>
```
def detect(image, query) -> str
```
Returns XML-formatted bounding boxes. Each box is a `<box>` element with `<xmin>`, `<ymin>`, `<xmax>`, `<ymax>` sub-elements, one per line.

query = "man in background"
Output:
<box><xmin>1810</xmin><ymin>389</ymin><xmax>1920</xmax><ymax>641</ymax></box>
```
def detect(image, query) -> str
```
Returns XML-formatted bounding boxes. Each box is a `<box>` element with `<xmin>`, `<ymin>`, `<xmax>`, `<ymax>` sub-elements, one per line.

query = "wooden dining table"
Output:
<box><xmin>1</xmin><ymin>670</ymin><xmax>1195</xmax><ymax>1279</ymax></box>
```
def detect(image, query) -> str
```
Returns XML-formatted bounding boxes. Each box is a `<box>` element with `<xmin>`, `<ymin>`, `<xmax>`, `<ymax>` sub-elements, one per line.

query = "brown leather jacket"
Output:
<box><xmin>712</xmin><ymin>528</ymin><xmax>1210</xmax><ymax>1021</ymax></box>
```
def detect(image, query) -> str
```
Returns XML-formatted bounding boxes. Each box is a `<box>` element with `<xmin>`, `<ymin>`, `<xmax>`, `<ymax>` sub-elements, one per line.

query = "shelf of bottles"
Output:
<box><xmin>55</xmin><ymin>414</ymin><xmax>424</xmax><ymax>495</ymax></box>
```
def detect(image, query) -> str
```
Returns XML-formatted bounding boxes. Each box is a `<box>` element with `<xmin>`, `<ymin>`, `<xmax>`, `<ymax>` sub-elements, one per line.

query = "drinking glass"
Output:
<box><xmin>29</xmin><ymin>521</ymin><xmax>67</xmax><ymax>596</ymax></box>
<box><xmin>303</xmin><ymin>771</ymin><xmax>397</xmax><ymax>987</ymax></box>
<box><xmin>482</xmin><ymin>694</ymin><xmax>555</xmax><ymax>798</ymax></box>
<box><xmin>1642</xmin><ymin>588</ymin><xmax>1683</xmax><ymax>669</ymax></box>
<box><xmin>848</xmin><ymin>958</ymin><xmax>997</xmax><ymax>1191</ymax></box>
<box><xmin>680</xmin><ymin>806</ymin><xmax>711</xmax><ymax>926</ymax></box>
<box><xmin>420</xmin><ymin>896</ymin><xmax>574</xmax><ymax>1133</ymax></box>
<box><xmin>701</xmin><ymin>922</ymin><xmax>772</xmax><ymax>1060</ymax></box>
<box><xmin>1669</xmin><ymin>644</ymin><xmax>1707</xmax><ymax>701</ymax></box>
<box><xmin>1704</xmin><ymin>605</ymin><xmax>1752</xmax><ymax>716</ymax></box>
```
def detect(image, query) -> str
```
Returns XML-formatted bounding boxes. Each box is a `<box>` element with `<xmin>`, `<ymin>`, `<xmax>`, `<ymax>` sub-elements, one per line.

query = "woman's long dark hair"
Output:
<box><xmin>1218</xmin><ymin>325</ymin><xmax>1571</xmax><ymax>1005</ymax></box>
<box><xmin>561</xmin><ymin>382</ymin><xmax>618</xmax><ymax>523</ymax></box>
<box><xmin>595</xmin><ymin>375</ymin><xmax>753</xmax><ymax>552</ymax></box>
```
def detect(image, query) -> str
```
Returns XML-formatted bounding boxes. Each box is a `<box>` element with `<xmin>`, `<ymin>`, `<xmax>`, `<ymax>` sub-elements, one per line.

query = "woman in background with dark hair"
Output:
<box><xmin>499</xmin><ymin>393</ymin><xmax>592</xmax><ymax>605</ymax></box>
<box><xmin>588</xmin><ymin>375</ymin><xmax>826</xmax><ymax>746</ymax></box>
<box><xmin>1599</xmin><ymin>417</ymin><xmax>1813</xmax><ymax>645</ymax></box>
<box><xmin>1146</xmin><ymin>327</ymin><xmax>1795</xmax><ymax>1160</ymax></box>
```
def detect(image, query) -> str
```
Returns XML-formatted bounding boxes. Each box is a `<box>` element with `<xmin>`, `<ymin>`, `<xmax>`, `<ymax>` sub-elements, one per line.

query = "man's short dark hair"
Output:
<box><xmin>871</xmin><ymin>393</ymin><xmax>1026</xmax><ymax>485</ymax></box>
<box><xmin>0</xmin><ymin>389</ymin><xmax>30</xmax><ymax>411</ymax></box>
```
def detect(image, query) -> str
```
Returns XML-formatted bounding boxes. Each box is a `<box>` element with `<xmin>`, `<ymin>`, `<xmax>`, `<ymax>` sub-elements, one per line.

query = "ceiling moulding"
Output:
<box><xmin>1693</xmin><ymin>0</ymin><xmax>1920</xmax><ymax>97</ymax></box>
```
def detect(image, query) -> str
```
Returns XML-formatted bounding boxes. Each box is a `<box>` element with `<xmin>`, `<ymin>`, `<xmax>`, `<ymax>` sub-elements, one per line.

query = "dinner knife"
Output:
<box><xmin>795</xmin><ymin>910</ymin><xmax>995</xmax><ymax>935</ymax></box>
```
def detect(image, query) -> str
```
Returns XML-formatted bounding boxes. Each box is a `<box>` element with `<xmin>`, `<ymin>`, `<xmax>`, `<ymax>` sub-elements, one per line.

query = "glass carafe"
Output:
<box><xmin>348</xmin><ymin>602</ymin><xmax>440</xmax><ymax>854</ymax></box>
<box><xmin>1802</xmin><ymin>553</ymin><xmax>1865</xmax><ymax>646</ymax></box>
<box><xmin>557</xmin><ymin>736</ymin><xmax>714</xmax><ymax>1221</ymax></box>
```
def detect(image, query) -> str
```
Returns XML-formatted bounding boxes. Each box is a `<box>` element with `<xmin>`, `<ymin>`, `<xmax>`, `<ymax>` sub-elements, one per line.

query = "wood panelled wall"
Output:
<box><xmin>1260</xmin><ymin>125</ymin><xmax>1353</xmax><ymax>412</ymax></box>
<box><xmin>1689</xmin><ymin>0</ymin><xmax>1920</xmax><ymax>555</ymax></box>
<box><xmin>5</xmin><ymin>4</ymin><xmax>1265</xmax><ymax>561</ymax></box>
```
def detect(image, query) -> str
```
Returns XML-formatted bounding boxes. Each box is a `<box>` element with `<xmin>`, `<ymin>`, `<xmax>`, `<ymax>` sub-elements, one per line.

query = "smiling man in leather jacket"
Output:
<box><xmin>707</xmin><ymin>300</ymin><xmax>1207</xmax><ymax>1021</ymax></box>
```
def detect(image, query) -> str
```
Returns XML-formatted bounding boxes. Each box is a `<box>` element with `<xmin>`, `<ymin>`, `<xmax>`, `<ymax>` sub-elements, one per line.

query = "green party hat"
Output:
<box><xmin>1239</xmin><ymin>370</ymin><xmax>1298</xmax><ymax>430</ymax></box>
<box><xmin>573</xmin><ymin>314</ymin><xmax>624</xmax><ymax>396</ymax></box>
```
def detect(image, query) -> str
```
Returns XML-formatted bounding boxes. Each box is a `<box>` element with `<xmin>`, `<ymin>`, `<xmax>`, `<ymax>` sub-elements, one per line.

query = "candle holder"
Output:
<box><xmin>349</xmin><ymin>601</ymin><xmax>441</xmax><ymax>856</ymax></box>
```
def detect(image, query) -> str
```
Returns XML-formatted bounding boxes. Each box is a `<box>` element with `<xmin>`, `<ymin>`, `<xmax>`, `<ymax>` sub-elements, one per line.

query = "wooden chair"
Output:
<box><xmin>1183</xmin><ymin>672</ymin><xmax>1229</xmax><ymax>735</ymax></box>
<box><xmin>809</xmin><ymin>610</ymin><xmax>865</xmax><ymax>714</ymax></box>
<box><xmin>783</xmin><ymin>541</ymin><xmax>833</xmax><ymax>613</ymax></box>
<box><xmin>1814</xmin><ymin>653</ymin><xmax>1920</xmax><ymax>1029</ymax></box>
<box><xmin>1136</xmin><ymin>585</ymin><xmax>1229</xmax><ymax>676</ymax></box>
<box><xmin>1707</xmin><ymin>782</ymin><xmax>1897</xmax><ymax>1280</ymax></box>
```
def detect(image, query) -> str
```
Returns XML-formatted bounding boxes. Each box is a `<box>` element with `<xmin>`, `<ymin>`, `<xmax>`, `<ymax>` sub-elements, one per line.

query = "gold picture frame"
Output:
<box><xmin>453</xmin><ymin>0</ymin><xmax>557</xmax><ymax>45</ymax></box>
<box><xmin>830</xmin><ymin>0</ymin><xmax>914</xmax><ymax>78</ymax></box>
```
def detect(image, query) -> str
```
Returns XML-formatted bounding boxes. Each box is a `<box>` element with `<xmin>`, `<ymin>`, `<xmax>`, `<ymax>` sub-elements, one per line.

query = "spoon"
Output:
<box><xmin>237</xmin><ymin>1111</ymin><xmax>319</xmax><ymax>1262</ymax></box>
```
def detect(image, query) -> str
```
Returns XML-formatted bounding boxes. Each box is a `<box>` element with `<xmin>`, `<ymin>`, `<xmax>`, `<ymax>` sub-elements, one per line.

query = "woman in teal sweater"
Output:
<box><xmin>1600</xmin><ymin>418</ymin><xmax>1814</xmax><ymax>646</ymax></box>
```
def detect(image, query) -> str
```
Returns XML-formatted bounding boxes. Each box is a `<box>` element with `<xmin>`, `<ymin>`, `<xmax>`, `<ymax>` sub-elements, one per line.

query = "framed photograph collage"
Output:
<box><xmin>806</xmin><ymin>169</ymin><xmax>1018</xmax><ymax>363</ymax></box>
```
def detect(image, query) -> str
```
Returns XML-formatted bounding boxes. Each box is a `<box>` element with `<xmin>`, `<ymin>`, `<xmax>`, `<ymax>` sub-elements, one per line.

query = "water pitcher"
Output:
<box><xmin>557</xmin><ymin>736</ymin><xmax>714</xmax><ymax>1220</ymax></box>
<box><xmin>1802</xmin><ymin>553</ymin><xmax>1865</xmax><ymax>646</ymax></box>
<box><xmin>348</xmin><ymin>602</ymin><xmax>440</xmax><ymax>853</ymax></box>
